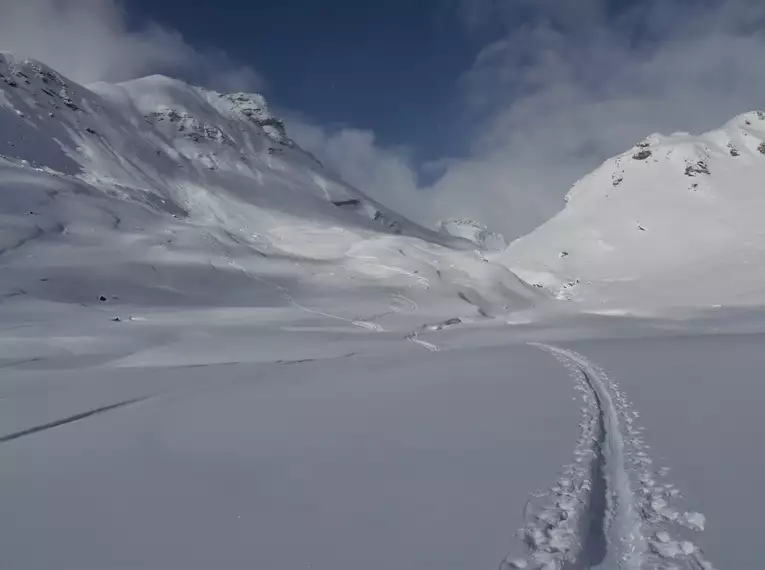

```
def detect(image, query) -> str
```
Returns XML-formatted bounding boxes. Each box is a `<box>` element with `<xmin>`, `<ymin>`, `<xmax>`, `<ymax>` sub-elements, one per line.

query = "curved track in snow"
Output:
<box><xmin>501</xmin><ymin>344</ymin><xmax>716</xmax><ymax>570</ymax></box>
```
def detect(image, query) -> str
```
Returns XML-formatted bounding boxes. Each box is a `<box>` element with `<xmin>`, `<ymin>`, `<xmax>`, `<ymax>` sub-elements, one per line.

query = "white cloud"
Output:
<box><xmin>285</xmin><ymin>117</ymin><xmax>432</xmax><ymax>224</ymax></box>
<box><xmin>295</xmin><ymin>0</ymin><xmax>765</xmax><ymax>241</ymax></box>
<box><xmin>0</xmin><ymin>0</ymin><xmax>262</xmax><ymax>90</ymax></box>
<box><xmin>425</xmin><ymin>0</ymin><xmax>765</xmax><ymax>238</ymax></box>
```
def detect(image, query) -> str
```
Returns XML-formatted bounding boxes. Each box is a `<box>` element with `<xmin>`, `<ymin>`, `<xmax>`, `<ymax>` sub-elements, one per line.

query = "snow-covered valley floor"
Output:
<box><xmin>2</xmin><ymin>302</ymin><xmax>763</xmax><ymax>570</ymax></box>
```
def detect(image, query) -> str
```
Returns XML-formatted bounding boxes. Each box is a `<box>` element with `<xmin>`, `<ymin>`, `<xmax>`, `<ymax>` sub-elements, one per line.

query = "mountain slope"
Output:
<box><xmin>0</xmin><ymin>53</ymin><xmax>538</xmax><ymax>325</ymax></box>
<box><xmin>500</xmin><ymin>110</ymin><xmax>765</xmax><ymax>311</ymax></box>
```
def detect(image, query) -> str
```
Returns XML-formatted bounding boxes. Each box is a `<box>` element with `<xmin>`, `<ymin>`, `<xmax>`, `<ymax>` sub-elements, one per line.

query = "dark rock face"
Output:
<box><xmin>685</xmin><ymin>161</ymin><xmax>710</xmax><ymax>176</ymax></box>
<box><xmin>332</xmin><ymin>199</ymin><xmax>361</xmax><ymax>208</ymax></box>
<box><xmin>632</xmin><ymin>150</ymin><xmax>652</xmax><ymax>161</ymax></box>
<box><xmin>223</xmin><ymin>93</ymin><xmax>295</xmax><ymax>148</ymax></box>
<box><xmin>147</xmin><ymin>109</ymin><xmax>235</xmax><ymax>146</ymax></box>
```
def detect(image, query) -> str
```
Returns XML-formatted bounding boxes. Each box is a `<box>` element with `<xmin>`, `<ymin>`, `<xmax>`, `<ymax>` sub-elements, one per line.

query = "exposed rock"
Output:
<box><xmin>223</xmin><ymin>93</ymin><xmax>295</xmax><ymax>147</ymax></box>
<box><xmin>332</xmin><ymin>199</ymin><xmax>361</xmax><ymax>208</ymax></box>
<box><xmin>685</xmin><ymin>161</ymin><xmax>710</xmax><ymax>176</ymax></box>
<box><xmin>374</xmin><ymin>211</ymin><xmax>402</xmax><ymax>234</ymax></box>
<box><xmin>147</xmin><ymin>109</ymin><xmax>234</xmax><ymax>146</ymax></box>
<box><xmin>633</xmin><ymin>150</ymin><xmax>653</xmax><ymax>160</ymax></box>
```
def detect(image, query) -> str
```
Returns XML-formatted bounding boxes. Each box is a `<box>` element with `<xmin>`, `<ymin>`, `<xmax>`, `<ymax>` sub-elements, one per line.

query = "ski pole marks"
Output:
<box><xmin>500</xmin><ymin>344</ymin><xmax>716</xmax><ymax>570</ymax></box>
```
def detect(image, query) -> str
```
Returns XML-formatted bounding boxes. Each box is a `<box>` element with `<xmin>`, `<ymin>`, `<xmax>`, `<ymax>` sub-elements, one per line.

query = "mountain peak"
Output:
<box><xmin>502</xmin><ymin>110</ymin><xmax>765</xmax><ymax>309</ymax></box>
<box><xmin>0</xmin><ymin>54</ymin><xmax>457</xmax><ymax>245</ymax></box>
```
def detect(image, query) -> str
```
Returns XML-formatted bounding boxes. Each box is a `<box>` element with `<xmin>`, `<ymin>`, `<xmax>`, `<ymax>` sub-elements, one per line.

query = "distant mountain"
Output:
<box><xmin>0</xmin><ymin>53</ymin><xmax>537</xmax><ymax>320</ymax></box>
<box><xmin>0</xmin><ymin>52</ymin><xmax>423</xmax><ymax>235</ymax></box>
<box><xmin>500</xmin><ymin>111</ymin><xmax>765</xmax><ymax>311</ymax></box>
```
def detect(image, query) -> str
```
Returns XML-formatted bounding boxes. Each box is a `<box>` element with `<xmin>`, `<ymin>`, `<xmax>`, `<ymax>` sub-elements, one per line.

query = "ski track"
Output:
<box><xmin>0</xmin><ymin>396</ymin><xmax>149</xmax><ymax>443</ymax></box>
<box><xmin>500</xmin><ymin>344</ymin><xmax>716</xmax><ymax>570</ymax></box>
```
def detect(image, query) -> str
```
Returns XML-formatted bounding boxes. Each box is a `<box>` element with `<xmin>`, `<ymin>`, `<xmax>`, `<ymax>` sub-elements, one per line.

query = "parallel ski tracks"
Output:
<box><xmin>501</xmin><ymin>344</ymin><xmax>717</xmax><ymax>570</ymax></box>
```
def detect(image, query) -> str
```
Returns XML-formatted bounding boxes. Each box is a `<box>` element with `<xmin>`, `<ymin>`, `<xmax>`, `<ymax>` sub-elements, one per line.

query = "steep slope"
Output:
<box><xmin>0</xmin><ymin>53</ymin><xmax>539</xmax><ymax>325</ymax></box>
<box><xmin>0</xmin><ymin>51</ymin><xmax>420</xmax><ymax>235</ymax></box>
<box><xmin>501</xmin><ymin>111</ymin><xmax>765</xmax><ymax>311</ymax></box>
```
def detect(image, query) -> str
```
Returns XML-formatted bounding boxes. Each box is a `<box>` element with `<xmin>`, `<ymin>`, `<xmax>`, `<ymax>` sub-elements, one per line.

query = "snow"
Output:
<box><xmin>439</xmin><ymin>218</ymin><xmax>508</xmax><ymax>252</ymax></box>
<box><xmin>0</xmin><ymin>53</ymin><xmax>539</xmax><ymax>325</ymax></box>
<box><xmin>1</xmin><ymin>345</ymin><xmax>580</xmax><ymax>570</ymax></box>
<box><xmin>501</xmin><ymin>111</ymin><xmax>765</xmax><ymax>312</ymax></box>
<box><xmin>1</xmin><ymin>52</ymin><xmax>765</xmax><ymax>569</ymax></box>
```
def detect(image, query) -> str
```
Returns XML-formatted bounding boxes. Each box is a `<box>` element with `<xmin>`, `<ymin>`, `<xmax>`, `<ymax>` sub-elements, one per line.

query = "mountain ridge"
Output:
<box><xmin>501</xmin><ymin>109</ymin><xmax>765</xmax><ymax>311</ymax></box>
<box><xmin>0</xmin><ymin>52</ymin><xmax>538</xmax><ymax>322</ymax></box>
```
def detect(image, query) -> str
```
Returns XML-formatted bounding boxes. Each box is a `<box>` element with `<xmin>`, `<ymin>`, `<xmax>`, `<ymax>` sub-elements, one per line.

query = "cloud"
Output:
<box><xmin>3</xmin><ymin>0</ymin><xmax>764</xmax><ymax>242</ymax></box>
<box><xmin>285</xmin><ymin>116</ymin><xmax>432</xmax><ymax>224</ymax></box>
<box><xmin>296</xmin><ymin>0</ymin><xmax>765</xmax><ymax>241</ymax></box>
<box><xmin>406</xmin><ymin>0</ymin><xmax>763</xmax><ymax>239</ymax></box>
<box><xmin>0</xmin><ymin>0</ymin><xmax>262</xmax><ymax>90</ymax></box>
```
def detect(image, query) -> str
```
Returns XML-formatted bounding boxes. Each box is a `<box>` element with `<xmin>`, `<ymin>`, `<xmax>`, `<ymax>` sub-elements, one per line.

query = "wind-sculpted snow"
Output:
<box><xmin>501</xmin><ymin>344</ymin><xmax>716</xmax><ymax>570</ymax></box>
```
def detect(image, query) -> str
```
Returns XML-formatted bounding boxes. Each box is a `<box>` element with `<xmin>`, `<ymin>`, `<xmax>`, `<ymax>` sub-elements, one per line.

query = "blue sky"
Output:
<box><xmin>2</xmin><ymin>0</ymin><xmax>765</xmax><ymax>236</ymax></box>
<box><xmin>126</xmin><ymin>0</ymin><xmax>480</xmax><ymax>161</ymax></box>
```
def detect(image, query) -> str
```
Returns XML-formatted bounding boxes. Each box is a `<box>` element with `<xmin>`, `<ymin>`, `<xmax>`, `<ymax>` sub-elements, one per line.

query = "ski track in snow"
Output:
<box><xmin>500</xmin><ymin>344</ymin><xmax>716</xmax><ymax>570</ymax></box>
<box><xmin>0</xmin><ymin>396</ymin><xmax>149</xmax><ymax>443</ymax></box>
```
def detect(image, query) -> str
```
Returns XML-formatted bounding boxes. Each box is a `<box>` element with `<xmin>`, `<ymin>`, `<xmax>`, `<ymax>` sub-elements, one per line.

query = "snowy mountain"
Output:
<box><xmin>4</xmin><ymin>54</ymin><xmax>765</xmax><ymax>570</ymax></box>
<box><xmin>501</xmin><ymin>110</ymin><xmax>765</xmax><ymax>312</ymax></box>
<box><xmin>5</xmin><ymin>50</ymin><xmax>765</xmax><ymax>319</ymax></box>
<box><xmin>0</xmin><ymin>53</ymin><xmax>537</xmax><ymax>325</ymax></box>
